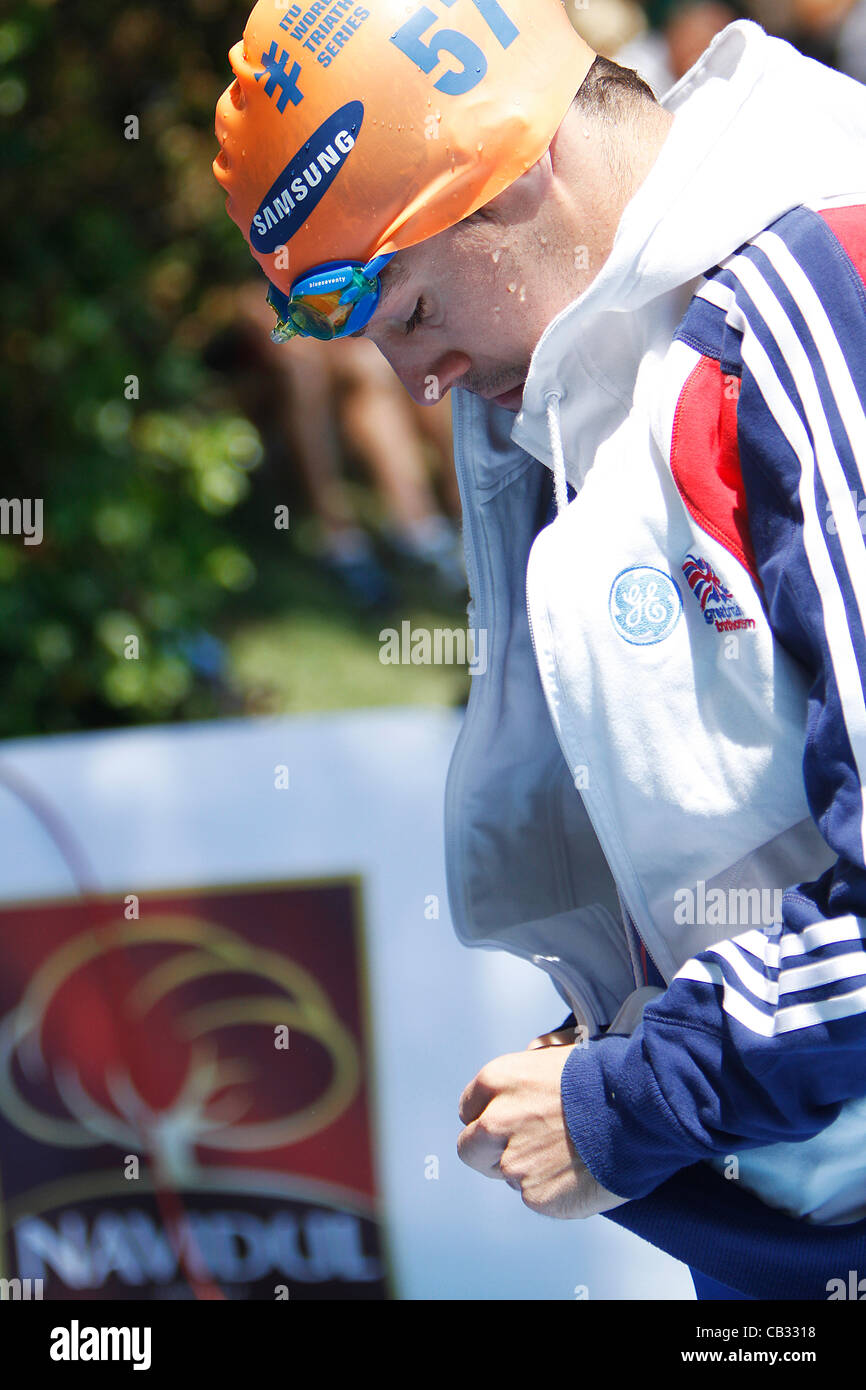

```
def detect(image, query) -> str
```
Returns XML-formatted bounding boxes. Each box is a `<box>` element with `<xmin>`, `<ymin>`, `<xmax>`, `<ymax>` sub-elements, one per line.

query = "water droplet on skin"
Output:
<box><xmin>477</xmin><ymin>143</ymin><xmax>483</xmax><ymax>152</ymax></box>
<box><xmin>519</xmin><ymin>285</ymin><xmax>526</xmax><ymax>302</ymax></box>
<box><xmin>491</xmin><ymin>249</ymin><xmax>502</xmax><ymax>264</ymax></box>
<box><xmin>539</xmin><ymin>236</ymin><xmax>548</xmax><ymax>246</ymax></box>
<box><xmin>507</xmin><ymin>283</ymin><xmax>517</xmax><ymax>294</ymax></box>
<box><xmin>493</xmin><ymin>306</ymin><xmax>501</xmax><ymax>313</ymax></box>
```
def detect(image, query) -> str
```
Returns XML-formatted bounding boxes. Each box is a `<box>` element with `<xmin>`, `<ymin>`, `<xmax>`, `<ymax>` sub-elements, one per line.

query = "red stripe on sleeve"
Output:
<box><xmin>819</xmin><ymin>205</ymin><xmax>866</xmax><ymax>293</ymax></box>
<box><xmin>670</xmin><ymin>355</ymin><xmax>759</xmax><ymax>584</ymax></box>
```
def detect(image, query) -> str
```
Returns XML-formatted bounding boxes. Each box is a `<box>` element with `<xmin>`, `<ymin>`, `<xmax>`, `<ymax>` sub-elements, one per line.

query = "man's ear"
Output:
<box><xmin>479</xmin><ymin>149</ymin><xmax>555</xmax><ymax>225</ymax></box>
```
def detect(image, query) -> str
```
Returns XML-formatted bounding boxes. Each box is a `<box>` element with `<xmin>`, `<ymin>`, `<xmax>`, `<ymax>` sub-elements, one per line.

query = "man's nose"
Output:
<box><xmin>391</xmin><ymin>349</ymin><xmax>472</xmax><ymax>405</ymax></box>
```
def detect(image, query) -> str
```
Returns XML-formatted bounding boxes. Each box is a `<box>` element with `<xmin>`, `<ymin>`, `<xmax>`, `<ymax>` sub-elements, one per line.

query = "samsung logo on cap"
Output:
<box><xmin>251</xmin><ymin>100</ymin><xmax>363</xmax><ymax>253</ymax></box>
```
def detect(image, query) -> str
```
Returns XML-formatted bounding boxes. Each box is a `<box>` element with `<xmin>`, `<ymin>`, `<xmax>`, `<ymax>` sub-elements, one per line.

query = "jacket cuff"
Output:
<box><xmin>560</xmin><ymin>1031</ymin><xmax>710</xmax><ymax>1200</ymax></box>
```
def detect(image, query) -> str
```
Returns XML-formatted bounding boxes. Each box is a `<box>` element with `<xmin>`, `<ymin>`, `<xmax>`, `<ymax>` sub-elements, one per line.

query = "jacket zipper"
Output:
<box><xmin>445</xmin><ymin>396</ymin><xmax>603</xmax><ymax>1035</ymax></box>
<box><xmin>525</xmin><ymin>526</ymin><xmax>656</xmax><ymax>1000</ymax></box>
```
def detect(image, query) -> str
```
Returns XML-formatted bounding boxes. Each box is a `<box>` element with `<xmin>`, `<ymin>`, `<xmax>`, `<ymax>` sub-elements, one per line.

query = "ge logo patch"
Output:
<box><xmin>609</xmin><ymin>566</ymin><xmax>682</xmax><ymax>645</ymax></box>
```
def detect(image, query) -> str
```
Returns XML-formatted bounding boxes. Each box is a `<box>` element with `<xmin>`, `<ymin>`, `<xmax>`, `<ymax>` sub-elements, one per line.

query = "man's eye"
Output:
<box><xmin>404</xmin><ymin>298</ymin><xmax>427</xmax><ymax>335</ymax></box>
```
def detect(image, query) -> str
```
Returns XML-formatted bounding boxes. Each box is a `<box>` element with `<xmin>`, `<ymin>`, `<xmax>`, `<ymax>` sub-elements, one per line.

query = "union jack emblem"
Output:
<box><xmin>681</xmin><ymin>553</ymin><xmax>734</xmax><ymax>612</ymax></box>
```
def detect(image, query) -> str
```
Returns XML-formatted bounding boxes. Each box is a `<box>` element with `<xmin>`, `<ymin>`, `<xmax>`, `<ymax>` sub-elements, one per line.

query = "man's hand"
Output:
<box><xmin>457</xmin><ymin>1045</ymin><xmax>630</xmax><ymax>1219</ymax></box>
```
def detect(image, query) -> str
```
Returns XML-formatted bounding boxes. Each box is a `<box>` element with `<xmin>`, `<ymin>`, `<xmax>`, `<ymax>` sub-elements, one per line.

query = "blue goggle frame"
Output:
<box><xmin>266</xmin><ymin>252</ymin><xmax>395</xmax><ymax>343</ymax></box>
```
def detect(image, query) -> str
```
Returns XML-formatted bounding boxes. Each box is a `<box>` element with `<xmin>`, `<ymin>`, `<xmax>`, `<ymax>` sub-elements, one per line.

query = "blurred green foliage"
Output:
<box><xmin>0</xmin><ymin>0</ymin><xmax>469</xmax><ymax>738</ymax></box>
<box><xmin>0</xmin><ymin>0</ymin><xmax>277</xmax><ymax>735</ymax></box>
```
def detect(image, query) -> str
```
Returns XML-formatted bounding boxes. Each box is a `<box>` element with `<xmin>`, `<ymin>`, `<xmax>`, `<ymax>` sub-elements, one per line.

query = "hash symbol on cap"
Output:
<box><xmin>254</xmin><ymin>43</ymin><xmax>304</xmax><ymax>113</ymax></box>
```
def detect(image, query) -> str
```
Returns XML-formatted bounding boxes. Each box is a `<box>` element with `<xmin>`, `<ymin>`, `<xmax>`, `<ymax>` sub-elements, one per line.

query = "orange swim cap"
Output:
<box><xmin>213</xmin><ymin>0</ymin><xmax>594</xmax><ymax>295</ymax></box>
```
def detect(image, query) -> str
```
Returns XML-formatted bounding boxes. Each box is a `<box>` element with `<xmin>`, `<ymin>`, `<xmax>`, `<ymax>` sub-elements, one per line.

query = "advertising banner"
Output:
<box><xmin>0</xmin><ymin>709</ymin><xmax>691</xmax><ymax>1300</ymax></box>
<box><xmin>0</xmin><ymin>880</ymin><xmax>386</xmax><ymax>1300</ymax></box>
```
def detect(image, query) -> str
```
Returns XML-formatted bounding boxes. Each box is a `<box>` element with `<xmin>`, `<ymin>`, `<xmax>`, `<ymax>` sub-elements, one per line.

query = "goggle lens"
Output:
<box><xmin>288</xmin><ymin>298</ymin><xmax>343</xmax><ymax>340</ymax></box>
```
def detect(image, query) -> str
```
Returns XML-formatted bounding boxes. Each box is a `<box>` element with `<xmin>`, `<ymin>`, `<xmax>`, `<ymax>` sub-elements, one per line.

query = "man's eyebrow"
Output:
<box><xmin>349</xmin><ymin>257</ymin><xmax>411</xmax><ymax>337</ymax></box>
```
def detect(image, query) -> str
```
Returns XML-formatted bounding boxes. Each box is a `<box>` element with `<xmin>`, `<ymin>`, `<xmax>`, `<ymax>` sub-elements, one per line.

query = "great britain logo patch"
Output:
<box><xmin>681</xmin><ymin>553</ymin><xmax>755</xmax><ymax>634</ymax></box>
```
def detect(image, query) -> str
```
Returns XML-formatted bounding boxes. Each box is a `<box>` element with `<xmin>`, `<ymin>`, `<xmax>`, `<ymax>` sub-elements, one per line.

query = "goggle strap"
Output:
<box><xmin>266</xmin><ymin>283</ymin><xmax>299</xmax><ymax>342</ymax></box>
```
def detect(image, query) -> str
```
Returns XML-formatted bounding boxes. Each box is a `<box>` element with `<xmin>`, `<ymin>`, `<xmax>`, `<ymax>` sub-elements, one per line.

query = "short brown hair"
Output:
<box><xmin>572</xmin><ymin>54</ymin><xmax>657</xmax><ymax>117</ymax></box>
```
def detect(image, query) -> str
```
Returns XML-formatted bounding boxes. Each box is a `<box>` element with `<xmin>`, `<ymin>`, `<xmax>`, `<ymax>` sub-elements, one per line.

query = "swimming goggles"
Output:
<box><xmin>266</xmin><ymin>252</ymin><xmax>395</xmax><ymax>343</ymax></box>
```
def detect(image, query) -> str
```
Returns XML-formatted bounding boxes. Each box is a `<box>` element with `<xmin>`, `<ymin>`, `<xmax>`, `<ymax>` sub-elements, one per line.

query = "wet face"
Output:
<box><xmin>350</xmin><ymin>102</ymin><xmax>674</xmax><ymax>411</ymax></box>
<box><xmin>354</xmin><ymin>176</ymin><xmax>579</xmax><ymax>412</ymax></box>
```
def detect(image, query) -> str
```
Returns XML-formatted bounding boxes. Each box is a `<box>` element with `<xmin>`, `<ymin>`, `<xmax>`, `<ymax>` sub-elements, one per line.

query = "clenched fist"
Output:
<box><xmin>457</xmin><ymin>1044</ymin><xmax>630</xmax><ymax>1219</ymax></box>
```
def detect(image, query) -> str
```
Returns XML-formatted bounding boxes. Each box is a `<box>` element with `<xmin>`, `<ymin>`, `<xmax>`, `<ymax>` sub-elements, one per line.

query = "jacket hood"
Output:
<box><xmin>507</xmin><ymin>19</ymin><xmax>866</xmax><ymax>479</ymax></box>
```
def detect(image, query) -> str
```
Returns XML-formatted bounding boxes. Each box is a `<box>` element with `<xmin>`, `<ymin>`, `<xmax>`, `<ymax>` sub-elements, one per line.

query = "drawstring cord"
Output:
<box><xmin>545</xmin><ymin>390</ymin><xmax>569</xmax><ymax>516</ymax></box>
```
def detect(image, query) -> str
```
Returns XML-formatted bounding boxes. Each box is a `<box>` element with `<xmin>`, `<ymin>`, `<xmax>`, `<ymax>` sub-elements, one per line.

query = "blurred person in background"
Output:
<box><xmin>784</xmin><ymin>0</ymin><xmax>866</xmax><ymax>78</ymax></box>
<box><xmin>205</xmin><ymin>283</ymin><xmax>464</xmax><ymax>608</ymax></box>
<box><xmin>602</xmin><ymin>0</ymin><xmax>866</xmax><ymax>91</ymax></box>
<box><xmin>836</xmin><ymin>0</ymin><xmax>866</xmax><ymax>80</ymax></box>
<box><xmin>572</xmin><ymin>0</ymin><xmax>742</xmax><ymax>95</ymax></box>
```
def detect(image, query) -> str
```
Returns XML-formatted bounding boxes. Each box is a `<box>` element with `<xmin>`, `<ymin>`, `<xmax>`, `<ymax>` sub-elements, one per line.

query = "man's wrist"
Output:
<box><xmin>560</xmin><ymin>1032</ymin><xmax>706</xmax><ymax>1200</ymax></box>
